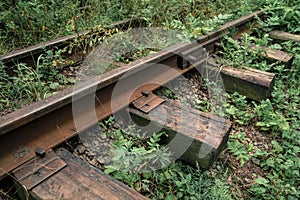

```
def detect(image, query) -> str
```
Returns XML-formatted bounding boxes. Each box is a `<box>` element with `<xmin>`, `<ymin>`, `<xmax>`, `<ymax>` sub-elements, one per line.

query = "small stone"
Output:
<box><xmin>76</xmin><ymin>145</ymin><xmax>86</xmax><ymax>154</ymax></box>
<box><xmin>251</xmin><ymin>158</ymin><xmax>260</xmax><ymax>165</ymax></box>
<box><xmin>96</xmin><ymin>156</ymin><xmax>105</xmax><ymax>164</ymax></box>
<box><xmin>90</xmin><ymin>158</ymin><xmax>98</xmax><ymax>166</ymax></box>
<box><xmin>245</xmin><ymin>178</ymin><xmax>251</xmax><ymax>183</ymax></box>
<box><xmin>97</xmin><ymin>156</ymin><xmax>111</xmax><ymax>165</ymax></box>
<box><xmin>93</xmin><ymin>140</ymin><xmax>100</xmax><ymax>146</ymax></box>
<box><xmin>89</xmin><ymin>151</ymin><xmax>97</xmax><ymax>156</ymax></box>
<box><xmin>113</xmin><ymin>123</ymin><xmax>119</xmax><ymax>129</ymax></box>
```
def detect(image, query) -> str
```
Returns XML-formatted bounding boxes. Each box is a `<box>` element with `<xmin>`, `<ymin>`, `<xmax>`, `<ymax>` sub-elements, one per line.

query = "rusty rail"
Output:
<box><xmin>0</xmin><ymin>11</ymin><xmax>263</xmax><ymax>178</ymax></box>
<box><xmin>0</xmin><ymin>17</ymin><xmax>146</xmax><ymax>66</ymax></box>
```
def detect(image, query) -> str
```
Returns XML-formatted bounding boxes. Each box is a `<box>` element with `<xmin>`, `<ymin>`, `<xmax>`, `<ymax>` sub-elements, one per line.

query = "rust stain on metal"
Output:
<box><xmin>178</xmin><ymin>44</ymin><xmax>207</xmax><ymax>69</ymax></box>
<box><xmin>132</xmin><ymin>92</ymin><xmax>165</xmax><ymax>113</ymax></box>
<box><xmin>129</xmin><ymin>99</ymin><xmax>232</xmax><ymax>169</ymax></box>
<box><xmin>233</xmin><ymin>25</ymin><xmax>254</xmax><ymax>40</ymax></box>
<box><xmin>0</xmin><ymin>54</ymin><xmax>189</xmax><ymax>177</ymax></box>
<box><xmin>31</xmin><ymin>149</ymin><xmax>150</xmax><ymax>200</ymax></box>
<box><xmin>13</xmin><ymin>147</ymin><xmax>31</xmax><ymax>159</ymax></box>
<box><xmin>0</xmin><ymin>11</ymin><xmax>264</xmax><ymax>177</ymax></box>
<box><xmin>13</xmin><ymin>150</ymin><xmax>66</xmax><ymax>190</ymax></box>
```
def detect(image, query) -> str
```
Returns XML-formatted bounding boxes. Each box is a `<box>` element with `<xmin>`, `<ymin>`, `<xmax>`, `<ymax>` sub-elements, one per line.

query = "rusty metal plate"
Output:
<box><xmin>13</xmin><ymin>150</ymin><xmax>66</xmax><ymax>190</ymax></box>
<box><xmin>0</xmin><ymin>11</ymin><xmax>264</xmax><ymax>178</ymax></box>
<box><xmin>129</xmin><ymin>99</ymin><xmax>233</xmax><ymax>169</ymax></box>
<box><xmin>132</xmin><ymin>92</ymin><xmax>165</xmax><ymax>113</ymax></box>
<box><xmin>31</xmin><ymin>148</ymin><xmax>150</xmax><ymax>200</ymax></box>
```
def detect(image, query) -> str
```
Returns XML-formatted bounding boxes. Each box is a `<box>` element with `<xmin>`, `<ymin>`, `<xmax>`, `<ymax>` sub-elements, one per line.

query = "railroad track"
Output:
<box><xmin>0</xmin><ymin>11</ymin><xmax>296</xmax><ymax>199</ymax></box>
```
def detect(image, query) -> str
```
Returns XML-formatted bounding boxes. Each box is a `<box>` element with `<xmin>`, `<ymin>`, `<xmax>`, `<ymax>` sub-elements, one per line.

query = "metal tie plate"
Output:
<box><xmin>132</xmin><ymin>92</ymin><xmax>165</xmax><ymax>113</ymax></box>
<box><xmin>13</xmin><ymin>149</ymin><xmax>66</xmax><ymax>190</ymax></box>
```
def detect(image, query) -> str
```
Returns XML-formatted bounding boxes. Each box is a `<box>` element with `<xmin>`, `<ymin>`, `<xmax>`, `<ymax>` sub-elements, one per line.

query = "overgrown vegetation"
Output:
<box><xmin>0</xmin><ymin>0</ymin><xmax>263</xmax><ymax>54</ymax></box>
<box><xmin>0</xmin><ymin>0</ymin><xmax>299</xmax><ymax>199</ymax></box>
<box><xmin>0</xmin><ymin>27</ymin><xmax>117</xmax><ymax>115</ymax></box>
<box><xmin>215</xmin><ymin>0</ymin><xmax>300</xmax><ymax>199</ymax></box>
<box><xmin>0</xmin><ymin>0</ymin><xmax>114</xmax><ymax>54</ymax></box>
<box><xmin>101</xmin><ymin>117</ymin><xmax>233</xmax><ymax>200</ymax></box>
<box><xmin>0</xmin><ymin>0</ymin><xmax>263</xmax><ymax>115</ymax></box>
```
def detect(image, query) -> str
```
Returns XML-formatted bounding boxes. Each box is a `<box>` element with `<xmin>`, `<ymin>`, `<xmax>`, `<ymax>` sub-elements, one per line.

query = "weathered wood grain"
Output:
<box><xmin>205</xmin><ymin>57</ymin><xmax>275</xmax><ymax>101</ymax></box>
<box><xmin>219</xmin><ymin>65</ymin><xmax>275</xmax><ymax>101</ymax></box>
<box><xmin>129</xmin><ymin>100</ymin><xmax>232</xmax><ymax>169</ymax></box>
<box><xmin>247</xmin><ymin>43</ymin><xmax>294</xmax><ymax>67</ymax></box>
<box><xmin>30</xmin><ymin>149</ymin><xmax>149</xmax><ymax>200</ymax></box>
<box><xmin>269</xmin><ymin>30</ymin><xmax>300</xmax><ymax>42</ymax></box>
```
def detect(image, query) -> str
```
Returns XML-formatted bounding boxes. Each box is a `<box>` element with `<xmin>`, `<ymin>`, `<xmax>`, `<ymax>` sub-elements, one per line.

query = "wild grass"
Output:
<box><xmin>0</xmin><ymin>0</ymin><xmax>299</xmax><ymax>199</ymax></box>
<box><xmin>101</xmin><ymin>117</ymin><xmax>233</xmax><ymax>200</ymax></box>
<box><xmin>0</xmin><ymin>0</ymin><xmax>263</xmax><ymax>54</ymax></box>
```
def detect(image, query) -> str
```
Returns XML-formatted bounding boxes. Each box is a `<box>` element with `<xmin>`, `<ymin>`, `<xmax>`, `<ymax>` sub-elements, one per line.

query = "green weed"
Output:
<box><xmin>228</xmin><ymin>132</ymin><xmax>254</xmax><ymax>167</ymax></box>
<box><xmin>0</xmin><ymin>0</ymin><xmax>262</xmax><ymax>54</ymax></box>
<box><xmin>101</xmin><ymin>118</ymin><xmax>233</xmax><ymax>199</ymax></box>
<box><xmin>156</xmin><ymin>88</ymin><xmax>178</xmax><ymax>100</ymax></box>
<box><xmin>225</xmin><ymin>92</ymin><xmax>253</xmax><ymax>125</ymax></box>
<box><xmin>220</xmin><ymin>1</ymin><xmax>300</xmax><ymax>199</ymax></box>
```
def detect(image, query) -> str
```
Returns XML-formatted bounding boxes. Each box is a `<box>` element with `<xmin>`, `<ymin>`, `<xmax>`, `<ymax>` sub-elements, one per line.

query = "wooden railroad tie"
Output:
<box><xmin>214</xmin><ymin>39</ymin><xmax>294</xmax><ymax>69</ymax></box>
<box><xmin>177</xmin><ymin>44</ymin><xmax>276</xmax><ymax>101</ymax></box>
<box><xmin>178</xmin><ymin>54</ymin><xmax>276</xmax><ymax>101</ymax></box>
<box><xmin>14</xmin><ymin>148</ymin><xmax>150</xmax><ymax>200</ymax></box>
<box><xmin>130</xmin><ymin>98</ymin><xmax>232</xmax><ymax>169</ymax></box>
<box><xmin>246</xmin><ymin>43</ymin><xmax>294</xmax><ymax>68</ymax></box>
<box><xmin>269</xmin><ymin>30</ymin><xmax>300</xmax><ymax>43</ymax></box>
<box><xmin>219</xmin><ymin>65</ymin><xmax>275</xmax><ymax>101</ymax></box>
<box><xmin>205</xmin><ymin>56</ymin><xmax>276</xmax><ymax>101</ymax></box>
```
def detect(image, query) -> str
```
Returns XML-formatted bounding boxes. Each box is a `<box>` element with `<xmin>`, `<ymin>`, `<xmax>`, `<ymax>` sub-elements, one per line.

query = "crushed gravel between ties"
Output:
<box><xmin>70</xmin><ymin>69</ymin><xmax>210</xmax><ymax>168</ymax></box>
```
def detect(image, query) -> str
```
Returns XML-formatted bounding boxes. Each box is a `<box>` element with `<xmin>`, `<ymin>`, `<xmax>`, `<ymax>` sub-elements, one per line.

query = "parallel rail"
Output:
<box><xmin>0</xmin><ymin>11</ymin><xmax>263</xmax><ymax>178</ymax></box>
<box><xmin>0</xmin><ymin>17</ymin><xmax>145</xmax><ymax>66</ymax></box>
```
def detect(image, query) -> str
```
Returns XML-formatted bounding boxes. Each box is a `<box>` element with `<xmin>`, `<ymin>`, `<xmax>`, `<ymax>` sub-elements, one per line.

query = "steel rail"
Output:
<box><xmin>0</xmin><ymin>11</ymin><xmax>263</xmax><ymax>178</ymax></box>
<box><xmin>0</xmin><ymin>17</ymin><xmax>145</xmax><ymax>66</ymax></box>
